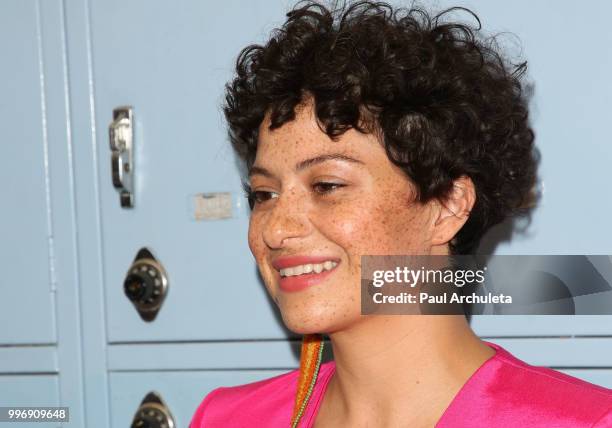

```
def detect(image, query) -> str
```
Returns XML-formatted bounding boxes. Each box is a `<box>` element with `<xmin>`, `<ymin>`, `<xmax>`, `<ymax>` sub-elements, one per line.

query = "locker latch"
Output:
<box><xmin>109</xmin><ymin>106</ymin><xmax>134</xmax><ymax>208</ymax></box>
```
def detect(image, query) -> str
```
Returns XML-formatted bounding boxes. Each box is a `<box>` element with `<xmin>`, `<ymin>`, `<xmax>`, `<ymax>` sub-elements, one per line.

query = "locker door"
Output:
<box><xmin>1</xmin><ymin>0</ymin><xmax>85</xmax><ymax>425</ymax></box>
<box><xmin>0</xmin><ymin>0</ymin><xmax>56</xmax><ymax>346</ymax></box>
<box><xmin>88</xmin><ymin>0</ymin><xmax>292</xmax><ymax>343</ymax></box>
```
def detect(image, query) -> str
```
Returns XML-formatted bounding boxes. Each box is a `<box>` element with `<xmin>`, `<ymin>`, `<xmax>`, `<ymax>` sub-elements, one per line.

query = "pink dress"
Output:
<box><xmin>189</xmin><ymin>341</ymin><xmax>612</xmax><ymax>427</ymax></box>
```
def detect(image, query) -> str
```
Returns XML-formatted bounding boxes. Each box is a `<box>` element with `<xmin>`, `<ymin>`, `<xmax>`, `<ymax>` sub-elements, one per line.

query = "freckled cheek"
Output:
<box><xmin>247</xmin><ymin>221</ymin><xmax>258</xmax><ymax>257</ymax></box>
<box><xmin>247</xmin><ymin>218</ymin><xmax>278</xmax><ymax>299</ymax></box>
<box><xmin>247</xmin><ymin>216</ymin><xmax>267</xmax><ymax>264</ymax></box>
<box><xmin>319</xmin><ymin>208</ymin><xmax>392</xmax><ymax>266</ymax></box>
<box><xmin>345</xmin><ymin>202</ymin><xmax>421</xmax><ymax>254</ymax></box>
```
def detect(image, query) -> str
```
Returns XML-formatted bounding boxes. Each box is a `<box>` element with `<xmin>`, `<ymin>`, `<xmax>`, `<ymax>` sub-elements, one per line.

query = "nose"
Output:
<box><xmin>261</xmin><ymin>187</ymin><xmax>311</xmax><ymax>249</ymax></box>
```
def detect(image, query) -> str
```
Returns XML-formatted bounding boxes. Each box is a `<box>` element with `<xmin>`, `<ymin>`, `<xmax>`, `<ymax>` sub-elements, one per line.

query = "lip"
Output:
<box><xmin>277</xmin><ymin>263</ymin><xmax>340</xmax><ymax>292</ymax></box>
<box><xmin>271</xmin><ymin>255</ymin><xmax>341</xmax><ymax>293</ymax></box>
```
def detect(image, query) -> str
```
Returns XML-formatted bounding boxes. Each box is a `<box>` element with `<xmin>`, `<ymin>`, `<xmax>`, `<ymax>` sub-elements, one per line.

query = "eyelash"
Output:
<box><xmin>242</xmin><ymin>181</ymin><xmax>345</xmax><ymax>209</ymax></box>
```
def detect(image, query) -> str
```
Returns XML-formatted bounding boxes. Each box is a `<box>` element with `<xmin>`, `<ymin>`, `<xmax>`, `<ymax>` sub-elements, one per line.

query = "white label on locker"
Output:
<box><xmin>194</xmin><ymin>192</ymin><xmax>233</xmax><ymax>220</ymax></box>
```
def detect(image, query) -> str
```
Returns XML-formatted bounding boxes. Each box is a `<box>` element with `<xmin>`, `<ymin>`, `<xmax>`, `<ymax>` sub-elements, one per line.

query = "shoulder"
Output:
<box><xmin>189</xmin><ymin>365</ymin><xmax>304</xmax><ymax>428</ymax></box>
<box><xmin>480</xmin><ymin>342</ymin><xmax>612</xmax><ymax>427</ymax></box>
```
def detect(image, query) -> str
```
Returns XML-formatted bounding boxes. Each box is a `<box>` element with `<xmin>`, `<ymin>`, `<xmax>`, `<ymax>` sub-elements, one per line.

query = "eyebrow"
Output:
<box><xmin>248</xmin><ymin>153</ymin><xmax>365</xmax><ymax>178</ymax></box>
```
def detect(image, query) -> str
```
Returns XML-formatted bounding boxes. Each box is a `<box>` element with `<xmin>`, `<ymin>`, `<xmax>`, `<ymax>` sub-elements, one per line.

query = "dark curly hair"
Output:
<box><xmin>223</xmin><ymin>0</ymin><xmax>540</xmax><ymax>255</ymax></box>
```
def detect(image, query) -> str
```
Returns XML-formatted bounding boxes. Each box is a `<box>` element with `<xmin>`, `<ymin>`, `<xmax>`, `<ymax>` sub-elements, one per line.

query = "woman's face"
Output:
<box><xmin>247</xmin><ymin>99</ymin><xmax>440</xmax><ymax>334</ymax></box>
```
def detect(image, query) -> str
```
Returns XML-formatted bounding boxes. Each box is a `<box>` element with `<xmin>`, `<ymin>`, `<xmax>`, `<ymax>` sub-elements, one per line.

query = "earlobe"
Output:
<box><xmin>431</xmin><ymin>176</ymin><xmax>476</xmax><ymax>246</ymax></box>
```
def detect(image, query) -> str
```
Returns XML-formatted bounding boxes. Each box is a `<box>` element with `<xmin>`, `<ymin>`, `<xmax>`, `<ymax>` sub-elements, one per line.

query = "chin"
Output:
<box><xmin>278</xmin><ymin>300</ymin><xmax>357</xmax><ymax>335</ymax></box>
<box><xmin>279</xmin><ymin>308</ymin><xmax>330</xmax><ymax>335</ymax></box>
<box><xmin>283</xmin><ymin>321</ymin><xmax>324</xmax><ymax>336</ymax></box>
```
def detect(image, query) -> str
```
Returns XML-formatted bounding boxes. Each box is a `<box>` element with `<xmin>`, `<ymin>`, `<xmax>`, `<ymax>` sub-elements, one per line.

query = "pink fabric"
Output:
<box><xmin>190</xmin><ymin>341</ymin><xmax>612</xmax><ymax>427</ymax></box>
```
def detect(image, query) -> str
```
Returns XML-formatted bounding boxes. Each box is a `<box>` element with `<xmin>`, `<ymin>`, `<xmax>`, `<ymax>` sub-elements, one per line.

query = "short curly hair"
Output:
<box><xmin>223</xmin><ymin>0</ymin><xmax>540</xmax><ymax>255</ymax></box>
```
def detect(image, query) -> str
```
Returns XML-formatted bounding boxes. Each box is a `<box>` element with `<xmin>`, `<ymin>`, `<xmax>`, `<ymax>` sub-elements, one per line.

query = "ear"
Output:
<box><xmin>430</xmin><ymin>176</ymin><xmax>476</xmax><ymax>247</ymax></box>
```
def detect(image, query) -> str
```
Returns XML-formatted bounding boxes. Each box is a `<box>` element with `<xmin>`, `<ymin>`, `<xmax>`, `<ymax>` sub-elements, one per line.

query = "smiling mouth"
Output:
<box><xmin>279</xmin><ymin>260</ymin><xmax>339</xmax><ymax>278</ymax></box>
<box><xmin>277</xmin><ymin>261</ymin><xmax>340</xmax><ymax>292</ymax></box>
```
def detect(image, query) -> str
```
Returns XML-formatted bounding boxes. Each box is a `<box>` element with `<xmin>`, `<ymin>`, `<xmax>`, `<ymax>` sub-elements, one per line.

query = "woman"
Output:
<box><xmin>191</xmin><ymin>1</ymin><xmax>612</xmax><ymax>426</ymax></box>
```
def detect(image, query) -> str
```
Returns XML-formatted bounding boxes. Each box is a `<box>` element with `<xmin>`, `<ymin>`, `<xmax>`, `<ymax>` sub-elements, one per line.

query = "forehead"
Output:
<box><xmin>256</xmin><ymin>101</ymin><xmax>382</xmax><ymax>163</ymax></box>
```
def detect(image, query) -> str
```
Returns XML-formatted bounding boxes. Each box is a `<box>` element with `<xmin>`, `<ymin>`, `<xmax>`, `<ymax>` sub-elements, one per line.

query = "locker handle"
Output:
<box><xmin>109</xmin><ymin>106</ymin><xmax>134</xmax><ymax>207</ymax></box>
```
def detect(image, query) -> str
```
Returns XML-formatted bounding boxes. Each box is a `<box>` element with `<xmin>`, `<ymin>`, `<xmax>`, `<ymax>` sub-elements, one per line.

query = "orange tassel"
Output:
<box><xmin>290</xmin><ymin>333</ymin><xmax>324</xmax><ymax>428</ymax></box>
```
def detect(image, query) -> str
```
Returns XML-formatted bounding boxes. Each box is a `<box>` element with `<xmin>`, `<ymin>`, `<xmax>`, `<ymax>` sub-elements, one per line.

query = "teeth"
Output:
<box><xmin>280</xmin><ymin>261</ymin><xmax>338</xmax><ymax>277</ymax></box>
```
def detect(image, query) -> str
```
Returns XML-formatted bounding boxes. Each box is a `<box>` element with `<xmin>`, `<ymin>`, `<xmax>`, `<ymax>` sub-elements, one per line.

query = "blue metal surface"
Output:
<box><xmin>0</xmin><ymin>375</ymin><xmax>60</xmax><ymax>428</ymax></box>
<box><xmin>0</xmin><ymin>0</ymin><xmax>57</xmax><ymax>345</ymax></box>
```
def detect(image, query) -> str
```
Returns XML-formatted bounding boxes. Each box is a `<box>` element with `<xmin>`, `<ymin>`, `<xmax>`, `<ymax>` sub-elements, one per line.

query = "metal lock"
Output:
<box><xmin>124</xmin><ymin>248</ymin><xmax>169</xmax><ymax>322</ymax></box>
<box><xmin>130</xmin><ymin>391</ymin><xmax>175</xmax><ymax>428</ymax></box>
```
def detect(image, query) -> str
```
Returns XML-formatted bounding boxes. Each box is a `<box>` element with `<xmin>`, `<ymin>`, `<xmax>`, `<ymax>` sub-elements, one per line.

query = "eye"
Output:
<box><xmin>252</xmin><ymin>190</ymin><xmax>278</xmax><ymax>203</ymax></box>
<box><xmin>312</xmin><ymin>182</ymin><xmax>346</xmax><ymax>195</ymax></box>
<box><xmin>241</xmin><ymin>181</ymin><xmax>345</xmax><ymax>210</ymax></box>
<box><xmin>242</xmin><ymin>181</ymin><xmax>278</xmax><ymax>209</ymax></box>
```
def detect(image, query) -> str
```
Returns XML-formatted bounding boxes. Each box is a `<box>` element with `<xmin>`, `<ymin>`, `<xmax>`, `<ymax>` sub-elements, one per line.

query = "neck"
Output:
<box><xmin>324</xmin><ymin>315</ymin><xmax>495</xmax><ymax>426</ymax></box>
